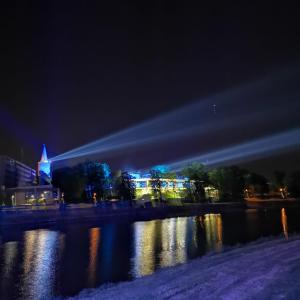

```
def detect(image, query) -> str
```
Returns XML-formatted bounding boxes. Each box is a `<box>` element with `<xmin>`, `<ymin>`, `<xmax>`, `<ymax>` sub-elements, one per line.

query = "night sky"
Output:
<box><xmin>1</xmin><ymin>1</ymin><xmax>300</xmax><ymax>176</ymax></box>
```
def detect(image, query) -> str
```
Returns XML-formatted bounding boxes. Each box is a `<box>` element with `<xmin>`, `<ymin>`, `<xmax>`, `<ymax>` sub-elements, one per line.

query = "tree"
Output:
<box><xmin>272</xmin><ymin>170</ymin><xmax>287</xmax><ymax>198</ymax></box>
<box><xmin>273</xmin><ymin>170</ymin><xmax>286</xmax><ymax>189</ymax></box>
<box><xmin>0</xmin><ymin>185</ymin><xmax>6</xmax><ymax>205</ymax></box>
<box><xmin>150</xmin><ymin>169</ymin><xmax>163</xmax><ymax>201</ymax></box>
<box><xmin>209</xmin><ymin>166</ymin><xmax>245</xmax><ymax>201</ymax></box>
<box><xmin>286</xmin><ymin>171</ymin><xmax>300</xmax><ymax>198</ymax></box>
<box><xmin>162</xmin><ymin>171</ymin><xmax>177</xmax><ymax>199</ymax></box>
<box><xmin>82</xmin><ymin>161</ymin><xmax>107</xmax><ymax>201</ymax></box>
<box><xmin>52</xmin><ymin>161</ymin><xmax>111</xmax><ymax>203</ymax></box>
<box><xmin>182</xmin><ymin>163</ymin><xmax>208</xmax><ymax>202</ymax></box>
<box><xmin>244</xmin><ymin>172</ymin><xmax>269</xmax><ymax>198</ymax></box>
<box><xmin>115</xmin><ymin>171</ymin><xmax>136</xmax><ymax>203</ymax></box>
<box><xmin>52</xmin><ymin>166</ymin><xmax>86</xmax><ymax>202</ymax></box>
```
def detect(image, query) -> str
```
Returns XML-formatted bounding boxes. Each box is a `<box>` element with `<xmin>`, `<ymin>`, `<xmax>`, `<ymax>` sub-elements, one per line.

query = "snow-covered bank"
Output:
<box><xmin>69</xmin><ymin>236</ymin><xmax>300</xmax><ymax>300</ymax></box>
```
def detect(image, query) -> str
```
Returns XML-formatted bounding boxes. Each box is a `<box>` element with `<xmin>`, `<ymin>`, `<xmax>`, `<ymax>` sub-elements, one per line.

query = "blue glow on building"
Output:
<box><xmin>128</xmin><ymin>172</ymin><xmax>141</xmax><ymax>179</ymax></box>
<box><xmin>38</xmin><ymin>144</ymin><xmax>52</xmax><ymax>183</ymax></box>
<box><xmin>152</xmin><ymin>165</ymin><xmax>169</xmax><ymax>173</ymax></box>
<box><xmin>102</xmin><ymin>163</ymin><xmax>111</xmax><ymax>179</ymax></box>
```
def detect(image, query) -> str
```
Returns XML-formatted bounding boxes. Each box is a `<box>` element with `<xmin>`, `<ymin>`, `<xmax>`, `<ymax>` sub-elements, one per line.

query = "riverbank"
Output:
<box><xmin>246</xmin><ymin>197</ymin><xmax>300</xmax><ymax>209</ymax></box>
<box><xmin>0</xmin><ymin>202</ymin><xmax>245</xmax><ymax>228</ymax></box>
<box><xmin>69</xmin><ymin>235</ymin><xmax>300</xmax><ymax>300</ymax></box>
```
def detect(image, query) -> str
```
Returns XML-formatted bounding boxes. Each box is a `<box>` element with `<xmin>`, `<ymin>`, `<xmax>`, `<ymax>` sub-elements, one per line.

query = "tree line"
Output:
<box><xmin>51</xmin><ymin>161</ymin><xmax>300</xmax><ymax>203</ymax></box>
<box><xmin>52</xmin><ymin>161</ymin><xmax>135</xmax><ymax>203</ymax></box>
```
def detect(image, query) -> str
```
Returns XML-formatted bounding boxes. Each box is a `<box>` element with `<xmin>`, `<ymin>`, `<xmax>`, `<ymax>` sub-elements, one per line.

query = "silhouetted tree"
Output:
<box><xmin>115</xmin><ymin>171</ymin><xmax>136</xmax><ymax>203</ymax></box>
<box><xmin>272</xmin><ymin>170</ymin><xmax>287</xmax><ymax>198</ymax></box>
<box><xmin>244</xmin><ymin>172</ymin><xmax>269</xmax><ymax>198</ymax></box>
<box><xmin>52</xmin><ymin>161</ymin><xmax>111</xmax><ymax>203</ymax></box>
<box><xmin>52</xmin><ymin>166</ymin><xmax>86</xmax><ymax>202</ymax></box>
<box><xmin>286</xmin><ymin>171</ymin><xmax>300</xmax><ymax>198</ymax></box>
<box><xmin>82</xmin><ymin>161</ymin><xmax>107</xmax><ymax>200</ymax></box>
<box><xmin>0</xmin><ymin>185</ymin><xmax>6</xmax><ymax>205</ymax></box>
<box><xmin>150</xmin><ymin>169</ymin><xmax>163</xmax><ymax>201</ymax></box>
<box><xmin>182</xmin><ymin>163</ymin><xmax>208</xmax><ymax>202</ymax></box>
<box><xmin>162</xmin><ymin>171</ymin><xmax>177</xmax><ymax>199</ymax></box>
<box><xmin>209</xmin><ymin>166</ymin><xmax>245</xmax><ymax>201</ymax></box>
<box><xmin>273</xmin><ymin>170</ymin><xmax>286</xmax><ymax>189</ymax></box>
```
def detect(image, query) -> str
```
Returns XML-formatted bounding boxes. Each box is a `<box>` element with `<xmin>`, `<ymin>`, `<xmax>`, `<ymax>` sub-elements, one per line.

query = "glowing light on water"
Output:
<box><xmin>204</xmin><ymin>214</ymin><xmax>223</xmax><ymax>252</ymax></box>
<box><xmin>281</xmin><ymin>208</ymin><xmax>288</xmax><ymax>240</ymax></box>
<box><xmin>87</xmin><ymin>228</ymin><xmax>101</xmax><ymax>287</ymax></box>
<box><xmin>132</xmin><ymin>218</ymin><xmax>189</xmax><ymax>277</ymax></box>
<box><xmin>159</xmin><ymin>218</ymin><xmax>187</xmax><ymax>268</ymax></box>
<box><xmin>22</xmin><ymin>230</ymin><xmax>61</xmax><ymax>300</ymax></box>
<box><xmin>132</xmin><ymin>220</ymin><xmax>157</xmax><ymax>277</ymax></box>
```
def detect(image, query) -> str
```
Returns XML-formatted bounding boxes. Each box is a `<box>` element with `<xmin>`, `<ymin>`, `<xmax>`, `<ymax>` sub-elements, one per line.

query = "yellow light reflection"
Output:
<box><xmin>87</xmin><ymin>228</ymin><xmax>101</xmax><ymax>287</ymax></box>
<box><xmin>175</xmin><ymin>218</ymin><xmax>187</xmax><ymax>264</ymax></box>
<box><xmin>281</xmin><ymin>208</ymin><xmax>288</xmax><ymax>240</ymax></box>
<box><xmin>160</xmin><ymin>218</ymin><xmax>176</xmax><ymax>267</ymax></box>
<box><xmin>132</xmin><ymin>221</ymin><xmax>157</xmax><ymax>277</ymax></box>
<box><xmin>159</xmin><ymin>217</ymin><xmax>188</xmax><ymax>268</ymax></box>
<box><xmin>131</xmin><ymin>217</ymin><xmax>193</xmax><ymax>277</ymax></box>
<box><xmin>204</xmin><ymin>214</ymin><xmax>223</xmax><ymax>252</ymax></box>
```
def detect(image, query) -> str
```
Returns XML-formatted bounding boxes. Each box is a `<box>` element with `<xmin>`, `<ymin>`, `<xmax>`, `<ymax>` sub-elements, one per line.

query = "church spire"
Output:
<box><xmin>40</xmin><ymin>144</ymin><xmax>48</xmax><ymax>162</ymax></box>
<box><xmin>38</xmin><ymin>144</ymin><xmax>52</xmax><ymax>184</ymax></box>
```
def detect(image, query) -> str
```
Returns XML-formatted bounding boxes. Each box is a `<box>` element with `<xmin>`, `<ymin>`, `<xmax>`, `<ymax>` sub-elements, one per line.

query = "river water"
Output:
<box><xmin>0</xmin><ymin>208</ymin><xmax>299</xmax><ymax>300</ymax></box>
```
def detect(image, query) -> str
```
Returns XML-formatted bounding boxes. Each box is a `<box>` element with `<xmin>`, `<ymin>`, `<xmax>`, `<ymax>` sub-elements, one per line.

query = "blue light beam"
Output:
<box><xmin>50</xmin><ymin>66</ymin><xmax>300</xmax><ymax>162</ymax></box>
<box><xmin>168</xmin><ymin>128</ymin><xmax>300</xmax><ymax>171</ymax></box>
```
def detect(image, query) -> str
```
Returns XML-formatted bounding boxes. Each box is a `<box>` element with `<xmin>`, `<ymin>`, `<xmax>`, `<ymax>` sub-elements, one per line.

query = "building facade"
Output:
<box><xmin>0</xmin><ymin>155</ymin><xmax>36</xmax><ymax>189</ymax></box>
<box><xmin>6</xmin><ymin>185</ymin><xmax>60</xmax><ymax>206</ymax></box>
<box><xmin>129</xmin><ymin>172</ymin><xmax>219</xmax><ymax>202</ymax></box>
<box><xmin>0</xmin><ymin>145</ymin><xmax>58</xmax><ymax>206</ymax></box>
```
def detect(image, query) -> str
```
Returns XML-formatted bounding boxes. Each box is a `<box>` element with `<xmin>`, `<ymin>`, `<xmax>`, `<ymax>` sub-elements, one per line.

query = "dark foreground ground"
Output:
<box><xmin>69</xmin><ymin>235</ymin><xmax>300</xmax><ymax>300</ymax></box>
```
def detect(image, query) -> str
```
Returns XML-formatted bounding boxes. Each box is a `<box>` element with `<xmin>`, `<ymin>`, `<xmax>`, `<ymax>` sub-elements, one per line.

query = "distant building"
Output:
<box><xmin>1</xmin><ymin>146</ymin><xmax>59</xmax><ymax>206</ymax></box>
<box><xmin>132</xmin><ymin>173</ymin><xmax>186</xmax><ymax>201</ymax></box>
<box><xmin>0</xmin><ymin>155</ymin><xmax>36</xmax><ymax>189</ymax></box>
<box><xmin>6</xmin><ymin>185</ymin><xmax>59</xmax><ymax>206</ymax></box>
<box><xmin>129</xmin><ymin>172</ymin><xmax>219</xmax><ymax>202</ymax></box>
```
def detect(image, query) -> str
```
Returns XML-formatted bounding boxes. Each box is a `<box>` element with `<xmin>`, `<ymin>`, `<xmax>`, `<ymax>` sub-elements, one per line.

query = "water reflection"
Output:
<box><xmin>1</xmin><ymin>210</ymin><xmax>298</xmax><ymax>299</ymax></box>
<box><xmin>132</xmin><ymin>220</ymin><xmax>157</xmax><ymax>277</ymax></box>
<box><xmin>22</xmin><ymin>229</ymin><xmax>62</xmax><ymax>300</ymax></box>
<box><xmin>159</xmin><ymin>218</ymin><xmax>188</xmax><ymax>268</ymax></box>
<box><xmin>0</xmin><ymin>241</ymin><xmax>18</xmax><ymax>298</ymax></box>
<box><xmin>132</xmin><ymin>216</ymin><xmax>224</xmax><ymax>277</ymax></box>
<box><xmin>87</xmin><ymin>228</ymin><xmax>101</xmax><ymax>287</ymax></box>
<box><xmin>204</xmin><ymin>214</ymin><xmax>223</xmax><ymax>252</ymax></box>
<box><xmin>281</xmin><ymin>208</ymin><xmax>288</xmax><ymax>239</ymax></box>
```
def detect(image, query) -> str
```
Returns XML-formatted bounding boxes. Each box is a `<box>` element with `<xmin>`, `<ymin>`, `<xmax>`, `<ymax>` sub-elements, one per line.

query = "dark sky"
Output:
<box><xmin>1</xmin><ymin>1</ymin><xmax>300</xmax><ymax>175</ymax></box>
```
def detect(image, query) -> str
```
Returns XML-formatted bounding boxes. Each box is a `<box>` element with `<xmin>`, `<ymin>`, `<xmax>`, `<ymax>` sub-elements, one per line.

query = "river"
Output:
<box><xmin>0</xmin><ymin>208</ymin><xmax>299</xmax><ymax>299</ymax></box>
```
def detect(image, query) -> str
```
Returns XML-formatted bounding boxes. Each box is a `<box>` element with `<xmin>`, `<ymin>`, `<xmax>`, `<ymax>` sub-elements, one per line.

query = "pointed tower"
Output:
<box><xmin>38</xmin><ymin>144</ymin><xmax>52</xmax><ymax>184</ymax></box>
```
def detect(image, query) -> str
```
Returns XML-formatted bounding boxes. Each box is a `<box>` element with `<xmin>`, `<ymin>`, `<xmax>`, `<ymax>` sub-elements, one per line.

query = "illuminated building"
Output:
<box><xmin>4</xmin><ymin>145</ymin><xmax>58</xmax><ymax>206</ymax></box>
<box><xmin>37</xmin><ymin>144</ymin><xmax>52</xmax><ymax>184</ymax></box>
<box><xmin>129</xmin><ymin>172</ymin><xmax>219</xmax><ymax>201</ymax></box>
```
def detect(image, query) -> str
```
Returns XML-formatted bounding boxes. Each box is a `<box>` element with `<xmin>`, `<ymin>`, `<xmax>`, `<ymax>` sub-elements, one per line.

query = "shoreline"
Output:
<box><xmin>1</xmin><ymin>200</ymin><xmax>299</xmax><ymax>229</ymax></box>
<box><xmin>0</xmin><ymin>202</ymin><xmax>245</xmax><ymax>228</ymax></box>
<box><xmin>68</xmin><ymin>235</ymin><xmax>300</xmax><ymax>300</ymax></box>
